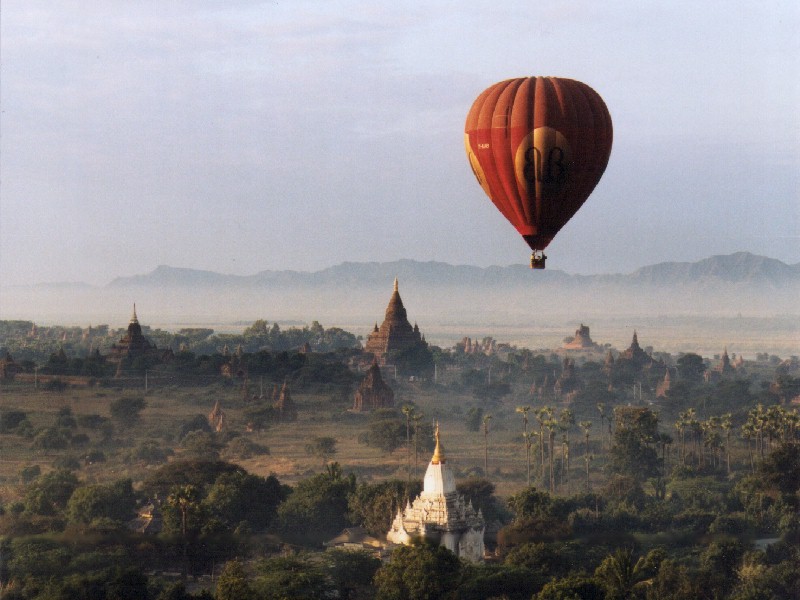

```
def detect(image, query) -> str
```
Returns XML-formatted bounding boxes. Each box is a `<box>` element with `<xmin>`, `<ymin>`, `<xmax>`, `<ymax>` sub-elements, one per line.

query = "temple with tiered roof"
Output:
<box><xmin>386</xmin><ymin>425</ymin><xmax>485</xmax><ymax>562</ymax></box>
<box><xmin>108</xmin><ymin>305</ymin><xmax>157</xmax><ymax>372</ymax></box>
<box><xmin>364</xmin><ymin>279</ymin><xmax>426</xmax><ymax>364</ymax></box>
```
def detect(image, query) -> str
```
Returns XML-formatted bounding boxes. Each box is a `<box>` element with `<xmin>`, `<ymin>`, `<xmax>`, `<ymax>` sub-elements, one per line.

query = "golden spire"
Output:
<box><xmin>431</xmin><ymin>421</ymin><xmax>445</xmax><ymax>464</ymax></box>
<box><xmin>393</xmin><ymin>277</ymin><xmax>399</xmax><ymax>293</ymax></box>
<box><xmin>130</xmin><ymin>303</ymin><xmax>139</xmax><ymax>324</ymax></box>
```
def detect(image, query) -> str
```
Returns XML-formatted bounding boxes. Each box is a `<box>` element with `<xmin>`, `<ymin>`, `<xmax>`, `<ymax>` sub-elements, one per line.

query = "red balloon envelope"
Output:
<box><xmin>464</xmin><ymin>77</ymin><xmax>612</xmax><ymax>266</ymax></box>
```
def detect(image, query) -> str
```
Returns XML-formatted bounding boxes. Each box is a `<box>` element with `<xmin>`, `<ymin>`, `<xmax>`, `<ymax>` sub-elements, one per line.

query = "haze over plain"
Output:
<box><xmin>1</xmin><ymin>1</ymin><xmax>798</xmax><ymax>288</ymax></box>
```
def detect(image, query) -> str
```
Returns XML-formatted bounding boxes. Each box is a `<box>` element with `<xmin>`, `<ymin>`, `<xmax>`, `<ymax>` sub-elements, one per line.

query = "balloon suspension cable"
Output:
<box><xmin>530</xmin><ymin>251</ymin><xmax>547</xmax><ymax>270</ymax></box>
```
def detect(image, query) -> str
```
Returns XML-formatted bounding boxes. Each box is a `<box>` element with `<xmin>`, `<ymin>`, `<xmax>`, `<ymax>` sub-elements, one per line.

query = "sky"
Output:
<box><xmin>1</xmin><ymin>1</ymin><xmax>798</xmax><ymax>287</ymax></box>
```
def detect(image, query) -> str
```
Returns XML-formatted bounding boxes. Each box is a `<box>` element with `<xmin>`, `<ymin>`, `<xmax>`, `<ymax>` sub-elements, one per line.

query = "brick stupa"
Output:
<box><xmin>353</xmin><ymin>360</ymin><xmax>395</xmax><ymax>412</ymax></box>
<box><xmin>364</xmin><ymin>278</ymin><xmax>426</xmax><ymax>363</ymax></box>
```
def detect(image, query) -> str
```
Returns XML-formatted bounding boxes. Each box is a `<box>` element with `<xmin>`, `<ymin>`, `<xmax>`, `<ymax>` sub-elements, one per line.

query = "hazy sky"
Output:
<box><xmin>1</xmin><ymin>1</ymin><xmax>798</xmax><ymax>286</ymax></box>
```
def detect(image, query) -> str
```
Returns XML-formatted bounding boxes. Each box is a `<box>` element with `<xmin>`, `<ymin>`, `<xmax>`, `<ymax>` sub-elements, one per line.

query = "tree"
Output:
<box><xmin>252</xmin><ymin>555</ymin><xmax>329</xmax><ymax>600</ymax></box>
<box><xmin>402</xmin><ymin>405</ymin><xmax>414</xmax><ymax>480</ymax></box>
<box><xmin>360</xmin><ymin>418</ymin><xmax>406</xmax><ymax>454</ymax></box>
<box><xmin>109</xmin><ymin>396</ymin><xmax>147</xmax><ymax>424</ymax></box>
<box><xmin>517</xmin><ymin>406</ymin><xmax>533</xmax><ymax>485</ymax></box>
<box><xmin>24</xmin><ymin>468</ymin><xmax>79</xmax><ymax>515</ymax></box>
<box><xmin>373</xmin><ymin>539</ymin><xmax>462</xmax><ymax>600</ymax></box>
<box><xmin>277</xmin><ymin>467</ymin><xmax>357</xmax><ymax>545</ymax></box>
<box><xmin>677</xmin><ymin>353</ymin><xmax>706</xmax><ymax>384</ymax></box>
<box><xmin>66</xmin><ymin>479</ymin><xmax>136</xmax><ymax>525</ymax></box>
<box><xmin>595</xmin><ymin>548</ymin><xmax>648</xmax><ymax>600</ymax></box>
<box><xmin>168</xmin><ymin>484</ymin><xmax>202</xmax><ymax>580</ymax></box>
<box><xmin>483</xmin><ymin>413</ymin><xmax>493</xmax><ymax>475</ymax></box>
<box><xmin>305</xmin><ymin>436</ymin><xmax>338</xmax><ymax>467</ymax></box>
<box><xmin>349</xmin><ymin>479</ymin><xmax>422</xmax><ymax>536</ymax></box>
<box><xmin>324</xmin><ymin>549</ymin><xmax>381</xmax><ymax>600</ymax></box>
<box><xmin>465</xmin><ymin>406</ymin><xmax>484</xmax><ymax>432</ymax></box>
<box><xmin>456</xmin><ymin>478</ymin><xmax>504</xmax><ymax>525</ymax></box>
<box><xmin>580</xmin><ymin>420</ymin><xmax>593</xmax><ymax>492</ymax></box>
<box><xmin>609</xmin><ymin>407</ymin><xmax>661</xmax><ymax>482</ymax></box>
<box><xmin>215</xmin><ymin>559</ymin><xmax>253</xmax><ymax>600</ymax></box>
<box><xmin>203</xmin><ymin>471</ymin><xmax>285</xmax><ymax>531</ymax></box>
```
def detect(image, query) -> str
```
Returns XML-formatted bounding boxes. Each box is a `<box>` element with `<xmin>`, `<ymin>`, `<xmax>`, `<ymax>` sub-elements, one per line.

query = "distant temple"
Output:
<box><xmin>273</xmin><ymin>381</ymin><xmax>297</xmax><ymax>422</ymax></box>
<box><xmin>353</xmin><ymin>360</ymin><xmax>395</xmax><ymax>412</ymax></box>
<box><xmin>365</xmin><ymin>278</ymin><xmax>427</xmax><ymax>363</ymax></box>
<box><xmin>562</xmin><ymin>324</ymin><xmax>600</xmax><ymax>350</ymax></box>
<box><xmin>386</xmin><ymin>425</ymin><xmax>485</xmax><ymax>562</ymax></box>
<box><xmin>554</xmin><ymin>357</ymin><xmax>581</xmax><ymax>398</ymax></box>
<box><xmin>705</xmin><ymin>347</ymin><xmax>742</xmax><ymax>383</ymax></box>
<box><xmin>107</xmin><ymin>305</ymin><xmax>158</xmax><ymax>373</ymax></box>
<box><xmin>208</xmin><ymin>400</ymin><xmax>226</xmax><ymax>432</ymax></box>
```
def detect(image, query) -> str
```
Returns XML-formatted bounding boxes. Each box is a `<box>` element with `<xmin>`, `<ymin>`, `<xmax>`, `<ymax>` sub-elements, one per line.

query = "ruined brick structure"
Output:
<box><xmin>364</xmin><ymin>278</ymin><xmax>426</xmax><ymax>363</ymax></box>
<box><xmin>353</xmin><ymin>360</ymin><xmax>394</xmax><ymax>411</ymax></box>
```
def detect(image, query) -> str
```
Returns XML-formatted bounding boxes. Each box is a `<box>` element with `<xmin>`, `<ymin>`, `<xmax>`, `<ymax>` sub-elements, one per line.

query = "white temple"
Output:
<box><xmin>386</xmin><ymin>425</ymin><xmax>485</xmax><ymax>562</ymax></box>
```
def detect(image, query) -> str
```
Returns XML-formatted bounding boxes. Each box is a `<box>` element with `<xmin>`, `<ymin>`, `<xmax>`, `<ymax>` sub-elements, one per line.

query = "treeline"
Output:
<box><xmin>0</xmin><ymin>319</ymin><xmax>361</xmax><ymax>365</ymax></box>
<box><xmin>1</xmin><ymin>434</ymin><xmax>797</xmax><ymax>599</ymax></box>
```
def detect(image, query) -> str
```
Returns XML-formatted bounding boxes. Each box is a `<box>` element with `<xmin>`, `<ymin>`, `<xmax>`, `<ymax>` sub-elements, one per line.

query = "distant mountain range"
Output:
<box><xmin>2</xmin><ymin>253</ymin><xmax>798</xmax><ymax>354</ymax></box>
<box><xmin>104</xmin><ymin>252</ymin><xmax>800</xmax><ymax>290</ymax></box>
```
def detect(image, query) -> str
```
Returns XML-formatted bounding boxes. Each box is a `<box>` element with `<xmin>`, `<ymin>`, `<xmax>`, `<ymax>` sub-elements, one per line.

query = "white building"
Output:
<box><xmin>386</xmin><ymin>425</ymin><xmax>485</xmax><ymax>562</ymax></box>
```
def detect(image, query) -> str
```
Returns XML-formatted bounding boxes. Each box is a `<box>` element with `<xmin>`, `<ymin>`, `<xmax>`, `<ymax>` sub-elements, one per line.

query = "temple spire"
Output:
<box><xmin>431</xmin><ymin>422</ymin><xmax>445</xmax><ymax>464</ymax></box>
<box><xmin>393</xmin><ymin>277</ymin><xmax>399</xmax><ymax>293</ymax></box>
<box><xmin>130</xmin><ymin>303</ymin><xmax>139</xmax><ymax>325</ymax></box>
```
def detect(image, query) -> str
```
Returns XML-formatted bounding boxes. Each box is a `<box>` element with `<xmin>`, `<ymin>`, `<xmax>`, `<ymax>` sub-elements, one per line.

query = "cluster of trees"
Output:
<box><xmin>0</xmin><ymin>319</ymin><xmax>360</xmax><ymax>369</ymax></box>
<box><xmin>3</xmin><ymin>418</ymin><xmax>797</xmax><ymax>599</ymax></box>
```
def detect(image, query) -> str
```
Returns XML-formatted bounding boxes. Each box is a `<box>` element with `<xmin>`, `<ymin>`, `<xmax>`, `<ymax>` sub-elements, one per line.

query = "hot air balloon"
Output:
<box><xmin>464</xmin><ymin>77</ymin><xmax>612</xmax><ymax>268</ymax></box>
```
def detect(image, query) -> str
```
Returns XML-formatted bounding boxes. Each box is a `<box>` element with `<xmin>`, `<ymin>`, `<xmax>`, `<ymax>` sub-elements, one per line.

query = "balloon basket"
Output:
<box><xmin>530</xmin><ymin>252</ymin><xmax>547</xmax><ymax>269</ymax></box>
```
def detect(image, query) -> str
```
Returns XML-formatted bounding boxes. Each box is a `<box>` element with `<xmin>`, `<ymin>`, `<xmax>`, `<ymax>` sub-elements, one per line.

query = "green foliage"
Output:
<box><xmin>128</xmin><ymin>440</ymin><xmax>174</xmax><ymax>465</ymax></box>
<box><xmin>24</xmin><ymin>469</ymin><xmax>79</xmax><ymax>515</ymax></box>
<box><xmin>19</xmin><ymin>464</ymin><xmax>41</xmax><ymax>483</ymax></box>
<box><xmin>143</xmin><ymin>460</ymin><xmax>244</xmax><ymax>498</ymax></box>
<box><xmin>304</xmin><ymin>436</ymin><xmax>338</xmax><ymax>465</ymax></box>
<box><xmin>677</xmin><ymin>353</ymin><xmax>706</xmax><ymax>383</ymax></box>
<box><xmin>359</xmin><ymin>417</ymin><xmax>406</xmax><ymax>453</ymax></box>
<box><xmin>216</xmin><ymin>559</ymin><xmax>253</xmax><ymax>600</ymax></box>
<box><xmin>534</xmin><ymin>572</ymin><xmax>606</xmax><ymax>600</ymax></box>
<box><xmin>109</xmin><ymin>396</ymin><xmax>147</xmax><ymax>423</ymax></box>
<box><xmin>277</xmin><ymin>467</ymin><xmax>357</xmax><ymax>545</ymax></box>
<box><xmin>0</xmin><ymin>410</ymin><xmax>29</xmax><ymax>433</ymax></box>
<box><xmin>465</xmin><ymin>406</ymin><xmax>484</xmax><ymax>432</ymax></box>
<box><xmin>223</xmin><ymin>436</ymin><xmax>269</xmax><ymax>460</ymax></box>
<box><xmin>609</xmin><ymin>407</ymin><xmax>661</xmax><ymax>482</ymax></box>
<box><xmin>323</xmin><ymin>549</ymin><xmax>381</xmax><ymax>599</ymax></box>
<box><xmin>373</xmin><ymin>539</ymin><xmax>461</xmax><ymax>600</ymax></box>
<box><xmin>178</xmin><ymin>414</ymin><xmax>213</xmax><ymax>439</ymax></box>
<box><xmin>348</xmin><ymin>479</ymin><xmax>422</xmax><ymax>536</ymax></box>
<box><xmin>456</xmin><ymin>477</ymin><xmax>507</xmax><ymax>525</ymax></box>
<box><xmin>66</xmin><ymin>479</ymin><xmax>136</xmax><ymax>525</ymax></box>
<box><xmin>252</xmin><ymin>555</ymin><xmax>329</xmax><ymax>600</ymax></box>
<box><xmin>32</xmin><ymin>426</ymin><xmax>70</xmax><ymax>452</ymax></box>
<box><xmin>181</xmin><ymin>431</ymin><xmax>223</xmax><ymax>460</ymax></box>
<box><xmin>203</xmin><ymin>471</ymin><xmax>285</xmax><ymax>531</ymax></box>
<box><xmin>458</xmin><ymin>563</ymin><xmax>544</xmax><ymax>600</ymax></box>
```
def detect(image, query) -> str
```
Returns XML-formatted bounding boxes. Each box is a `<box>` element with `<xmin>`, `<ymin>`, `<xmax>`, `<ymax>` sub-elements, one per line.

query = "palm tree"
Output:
<box><xmin>596</xmin><ymin>548</ymin><xmax>648</xmax><ymax>600</ymax></box>
<box><xmin>579</xmin><ymin>420</ymin><xmax>592</xmax><ymax>492</ymax></box>
<box><xmin>522</xmin><ymin>431</ymin><xmax>535</xmax><ymax>486</ymax></box>
<box><xmin>559</xmin><ymin>408</ymin><xmax>575</xmax><ymax>493</ymax></box>
<box><xmin>516</xmin><ymin>405</ymin><xmax>532</xmax><ymax>485</ymax></box>
<box><xmin>597</xmin><ymin>403</ymin><xmax>607</xmax><ymax>452</ymax></box>
<box><xmin>401</xmin><ymin>405</ymin><xmax>414</xmax><ymax>481</ymax></box>
<box><xmin>545</xmin><ymin>418</ymin><xmax>557</xmax><ymax>493</ymax></box>
<box><xmin>168</xmin><ymin>484</ymin><xmax>201</xmax><ymax>580</ymax></box>
<box><xmin>516</xmin><ymin>405</ymin><xmax>532</xmax><ymax>434</ymax></box>
<box><xmin>482</xmin><ymin>413</ymin><xmax>492</xmax><ymax>476</ymax></box>
<box><xmin>536</xmin><ymin>407</ymin><xmax>552</xmax><ymax>480</ymax></box>
<box><xmin>412</xmin><ymin>412</ymin><xmax>423</xmax><ymax>478</ymax></box>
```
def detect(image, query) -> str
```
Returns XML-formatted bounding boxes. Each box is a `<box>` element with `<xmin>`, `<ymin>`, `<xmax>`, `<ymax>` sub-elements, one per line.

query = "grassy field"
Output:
<box><xmin>0</xmin><ymin>379</ymin><xmax>609</xmax><ymax>503</ymax></box>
